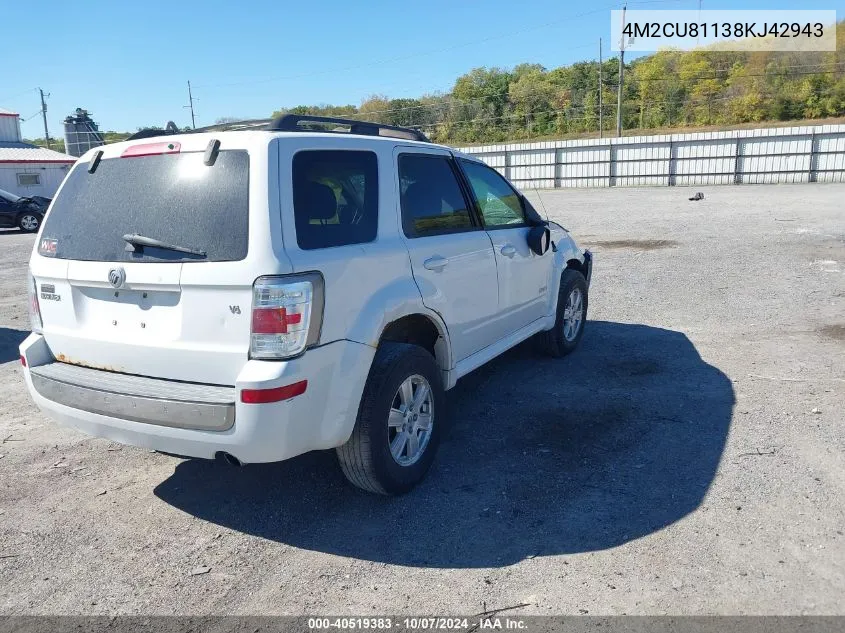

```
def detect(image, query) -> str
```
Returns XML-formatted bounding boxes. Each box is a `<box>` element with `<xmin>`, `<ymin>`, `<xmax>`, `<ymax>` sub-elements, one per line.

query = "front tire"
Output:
<box><xmin>537</xmin><ymin>268</ymin><xmax>588</xmax><ymax>357</ymax></box>
<box><xmin>18</xmin><ymin>212</ymin><xmax>41</xmax><ymax>233</ymax></box>
<box><xmin>336</xmin><ymin>342</ymin><xmax>443</xmax><ymax>495</ymax></box>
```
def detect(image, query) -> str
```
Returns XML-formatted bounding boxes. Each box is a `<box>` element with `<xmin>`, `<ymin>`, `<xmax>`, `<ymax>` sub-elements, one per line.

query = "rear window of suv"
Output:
<box><xmin>40</xmin><ymin>150</ymin><xmax>249</xmax><ymax>262</ymax></box>
<box><xmin>292</xmin><ymin>150</ymin><xmax>378</xmax><ymax>250</ymax></box>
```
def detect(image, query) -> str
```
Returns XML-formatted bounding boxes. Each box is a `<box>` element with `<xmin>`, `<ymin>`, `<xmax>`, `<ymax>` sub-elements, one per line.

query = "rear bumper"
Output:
<box><xmin>29</xmin><ymin>362</ymin><xmax>235</xmax><ymax>431</ymax></box>
<box><xmin>20</xmin><ymin>334</ymin><xmax>375</xmax><ymax>464</ymax></box>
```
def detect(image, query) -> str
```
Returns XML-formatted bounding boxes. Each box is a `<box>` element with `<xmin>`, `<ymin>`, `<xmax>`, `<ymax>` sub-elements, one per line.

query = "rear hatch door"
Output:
<box><xmin>33</xmin><ymin>143</ymin><xmax>255</xmax><ymax>385</ymax></box>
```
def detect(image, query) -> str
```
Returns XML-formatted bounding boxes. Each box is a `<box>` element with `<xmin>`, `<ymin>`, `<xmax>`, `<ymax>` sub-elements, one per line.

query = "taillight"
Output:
<box><xmin>28</xmin><ymin>274</ymin><xmax>42</xmax><ymax>334</ymax></box>
<box><xmin>250</xmin><ymin>273</ymin><xmax>324</xmax><ymax>359</ymax></box>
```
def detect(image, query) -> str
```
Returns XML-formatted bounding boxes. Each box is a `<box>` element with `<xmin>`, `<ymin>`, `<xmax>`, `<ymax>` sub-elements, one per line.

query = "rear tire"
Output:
<box><xmin>18</xmin><ymin>212</ymin><xmax>41</xmax><ymax>233</ymax></box>
<box><xmin>537</xmin><ymin>268</ymin><xmax>588</xmax><ymax>357</ymax></box>
<box><xmin>336</xmin><ymin>342</ymin><xmax>443</xmax><ymax>495</ymax></box>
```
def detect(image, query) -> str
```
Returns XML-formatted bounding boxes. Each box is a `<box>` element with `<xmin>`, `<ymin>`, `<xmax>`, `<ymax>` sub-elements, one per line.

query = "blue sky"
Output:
<box><xmin>1</xmin><ymin>0</ymin><xmax>840</xmax><ymax>139</ymax></box>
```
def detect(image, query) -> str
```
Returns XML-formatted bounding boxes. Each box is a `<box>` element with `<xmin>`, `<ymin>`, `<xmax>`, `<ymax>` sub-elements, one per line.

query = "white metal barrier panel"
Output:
<box><xmin>457</xmin><ymin>124</ymin><xmax>845</xmax><ymax>189</ymax></box>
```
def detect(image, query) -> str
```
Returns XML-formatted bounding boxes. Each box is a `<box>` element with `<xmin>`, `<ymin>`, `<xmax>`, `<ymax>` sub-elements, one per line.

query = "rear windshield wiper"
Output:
<box><xmin>122</xmin><ymin>233</ymin><xmax>207</xmax><ymax>257</ymax></box>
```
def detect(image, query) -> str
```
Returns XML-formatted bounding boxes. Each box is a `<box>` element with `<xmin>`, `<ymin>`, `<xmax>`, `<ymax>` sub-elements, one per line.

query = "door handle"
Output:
<box><xmin>423</xmin><ymin>256</ymin><xmax>449</xmax><ymax>271</ymax></box>
<box><xmin>500</xmin><ymin>244</ymin><xmax>516</xmax><ymax>257</ymax></box>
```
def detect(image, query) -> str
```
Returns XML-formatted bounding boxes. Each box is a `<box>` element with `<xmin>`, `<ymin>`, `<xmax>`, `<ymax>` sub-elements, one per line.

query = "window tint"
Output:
<box><xmin>398</xmin><ymin>154</ymin><xmax>474</xmax><ymax>237</ymax></box>
<box><xmin>292</xmin><ymin>150</ymin><xmax>378</xmax><ymax>250</ymax></box>
<box><xmin>40</xmin><ymin>151</ymin><xmax>249</xmax><ymax>262</ymax></box>
<box><xmin>459</xmin><ymin>159</ymin><xmax>526</xmax><ymax>229</ymax></box>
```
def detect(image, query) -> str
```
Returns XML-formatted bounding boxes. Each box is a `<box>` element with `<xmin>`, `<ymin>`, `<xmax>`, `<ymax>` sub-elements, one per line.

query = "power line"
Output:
<box><xmin>0</xmin><ymin>87</ymin><xmax>38</xmax><ymax>105</ymax></box>
<box><xmin>631</xmin><ymin>64</ymin><xmax>845</xmax><ymax>82</ymax></box>
<box><xmin>20</xmin><ymin>110</ymin><xmax>43</xmax><ymax>123</ymax></box>
<box><xmin>293</xmin><ymin>62</ymin><xmax>845</xmax><ymax>123</ymax></box>
<box><xmin>412</xmin><ymin>83</ymin><xmax>842</xmax><ymax>134</ymax></box>
<box><xmin>194</xmin><ymin>5</ymin><xmax>624</xmax><ymax>90</ymax></box>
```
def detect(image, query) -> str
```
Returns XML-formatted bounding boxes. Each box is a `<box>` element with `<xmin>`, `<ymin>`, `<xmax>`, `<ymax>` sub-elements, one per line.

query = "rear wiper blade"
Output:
<box><xmin>122</xmin><ymin>233</ymin><xmax>206</xmax><ymax>257</ymax></box>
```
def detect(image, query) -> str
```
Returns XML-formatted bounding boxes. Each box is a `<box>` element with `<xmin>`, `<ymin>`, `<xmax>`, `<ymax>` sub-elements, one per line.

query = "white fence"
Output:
<box><xmin>457</xmin><ymin>124</ymin><xmax>845</xmax><ymax>188</ymax></box>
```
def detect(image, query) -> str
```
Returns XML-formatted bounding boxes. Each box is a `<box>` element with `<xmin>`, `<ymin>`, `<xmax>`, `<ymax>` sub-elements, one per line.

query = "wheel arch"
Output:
<box><xmin>565</xmin><ymin>257</ymin><xmax>587</xmax><ymax>277</ymax></box>
<box><xmin>549</xmin><ymin>233</ymin><xmax>588</xmax><ymax>303</ymax></box>
<box><xmin>342</xmin><ymin>277</ymin><xmax>454</xmax><ymax>385</ymax></box>
<box><xmin>17</xmin><ymin>208</ymin><xmax>42</xmax><ymax>220</ymax></box>
<box><xmin>376</xmin><ymin>311</ymin><xmax>452</xmax><ymax>385</ymax></box>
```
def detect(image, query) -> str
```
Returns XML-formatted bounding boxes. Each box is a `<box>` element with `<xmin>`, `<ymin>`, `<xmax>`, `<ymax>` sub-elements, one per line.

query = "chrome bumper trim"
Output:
<box><xmin>30</xmin><ymin>362</ymin><xmax>235</xmax><ymax>432</ymax></box>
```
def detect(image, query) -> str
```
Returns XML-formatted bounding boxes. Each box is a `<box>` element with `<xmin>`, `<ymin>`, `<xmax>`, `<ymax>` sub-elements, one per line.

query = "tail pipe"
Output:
<box><xmin>215</xmin><ymin>451</ymin><xmax>242</xmax><ymax>467</ymax></box>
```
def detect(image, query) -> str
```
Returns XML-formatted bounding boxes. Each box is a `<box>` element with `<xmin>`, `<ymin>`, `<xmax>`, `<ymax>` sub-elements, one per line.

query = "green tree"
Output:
<box><xmin>261</xmin><ymin>21</ymin><xmax>845</xmax><ymax>143</ymax></box>
<box><xmin>509</xmin><ymin>65</ymin><xmax>555</xmax><ymax>136</ymax></box>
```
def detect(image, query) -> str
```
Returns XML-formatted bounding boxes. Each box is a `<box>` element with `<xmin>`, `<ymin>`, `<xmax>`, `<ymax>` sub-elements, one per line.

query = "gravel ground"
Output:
<box><xmin>0</xmin><ymin>183</ymin><xmax>843</xmax><ymax>615</ymax></box>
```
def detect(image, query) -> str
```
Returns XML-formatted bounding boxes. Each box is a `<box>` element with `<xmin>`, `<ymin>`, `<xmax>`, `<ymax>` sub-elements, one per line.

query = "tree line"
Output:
<box><xmin>25</xmin><ymin>22</ymin><xmax>845</xmax><ymax>150</ymax></box>
<box><xmin>272</xmin><ymin>21</ymin><xmax>845</xmax><ymax>144</ymax></box>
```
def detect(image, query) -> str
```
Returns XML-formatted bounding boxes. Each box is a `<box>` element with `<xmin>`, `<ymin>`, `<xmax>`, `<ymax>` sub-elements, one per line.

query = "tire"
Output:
<box><xmin>536</xmin><ymin>268</ymin><xmax>589</xmax><ymax>357</ymax></box>
<box><xmin>18</xmin><ymin>212</ymin><xmax>41</xmax><ymax>233</ymax></box>
<box><xmin>336</xmin><ymin>342</ymin><xmax>444</xmax><ymax>495</ymax></box>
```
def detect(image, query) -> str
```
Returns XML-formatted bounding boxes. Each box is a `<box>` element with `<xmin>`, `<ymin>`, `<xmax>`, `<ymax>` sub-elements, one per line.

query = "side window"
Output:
<box><xmin>459</xmin><ymin>159</ymin><xmax>526</xmax><ymax>229</ymax></box>
<box><xmin>292</xmin><ymin>150</ymin><xmax>378</xmax><ymax>250</ymax></box>
<box><xmin>17</xmin><ymin>174</ymin><xmax>41</xmax><ymax>187</ymax></box>
<box><xmin>398</xmin><ymin>154</ymin><xmax>475</xmax><ymax>238</ymax></box>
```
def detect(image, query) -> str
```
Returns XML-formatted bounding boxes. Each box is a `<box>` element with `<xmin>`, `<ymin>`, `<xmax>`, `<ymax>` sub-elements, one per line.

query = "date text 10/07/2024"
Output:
<box><xmin>307</xmin><ymin>617</ymin><xmax>529</xmax><ymax>630</ymax></box>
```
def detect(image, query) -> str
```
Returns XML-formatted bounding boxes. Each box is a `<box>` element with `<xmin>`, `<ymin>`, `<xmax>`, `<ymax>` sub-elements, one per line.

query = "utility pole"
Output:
<box><xmin>39</xmin><ymin>88</ymin><xmax>51</xmax><ymax>149</ymax></box>
<box><xmin>616</xmin><ymin>4</ymin><xmax>626</xmax><ymax>138</ymax></box>
<box><xmin>186</xmin><ymin>81</ymin><xmax>197</xmax><ymax>129</ymax></box>
<box><xmin>599</xmin><ymin>38</ymin><xmax>603</xmax><ymax>139</ymax></box>
<box><xmin>697</xmin><ymin>0</ymin><xmax>702</xmax><ymax>47</ymax></box>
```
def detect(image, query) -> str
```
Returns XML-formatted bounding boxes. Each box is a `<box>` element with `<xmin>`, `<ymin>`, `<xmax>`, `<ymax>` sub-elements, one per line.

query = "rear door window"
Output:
<box><xmin>40</xmin><ymin>150</ymin><xmax>250</xmax><ymax>262</ymax></box>
<box><xmin>292</xmin><ymin>150</ymin><xmax>378</xmax><ymax>250</ymax></box>
<box><xmin>398</xmin><ymin>154</ymin><xmax>475</xmax><ymax>238</ymax></box>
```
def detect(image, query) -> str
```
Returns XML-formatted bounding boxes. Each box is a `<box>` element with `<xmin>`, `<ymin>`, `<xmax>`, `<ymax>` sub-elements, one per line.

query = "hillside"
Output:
<box><xmin>273</xmin><ymin>21</ymin><xmax>845</xmax><ymax>144</ymax></box>
<box><xmin>26</xmin><ymin>23</ymin><xmax>845</xmax><ymax>150</ymax></box>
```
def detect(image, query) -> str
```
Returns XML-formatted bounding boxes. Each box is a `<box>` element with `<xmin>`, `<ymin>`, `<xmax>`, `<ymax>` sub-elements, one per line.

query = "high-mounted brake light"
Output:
<box><xmin>250</xmin><ymin>273</ymin><xmax>324</xmax><ymax>360</ymax></box>
<box><xmin>121</xmin><ymin>141</ymin><xmax>181</xmax><ymax>158</ymax></box>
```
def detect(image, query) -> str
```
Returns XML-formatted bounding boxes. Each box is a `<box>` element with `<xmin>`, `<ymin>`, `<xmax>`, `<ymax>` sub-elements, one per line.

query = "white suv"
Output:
<box><xmin>20</xmin><ymin>115</ymin><xmax>592</xmax><ymax>494</ymax></box>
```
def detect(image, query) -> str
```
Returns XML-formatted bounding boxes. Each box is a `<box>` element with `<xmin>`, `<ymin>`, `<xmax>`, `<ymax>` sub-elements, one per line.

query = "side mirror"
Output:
<box><xmin>527</xmin><ymin>225</ymin><xmax>551</xmax><ymax>256</ymax></box>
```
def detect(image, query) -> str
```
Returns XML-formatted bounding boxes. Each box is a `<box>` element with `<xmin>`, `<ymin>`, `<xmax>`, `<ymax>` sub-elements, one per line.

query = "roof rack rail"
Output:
<box><xmin>269</xmin><ymin>114</ymin><xmax>430</xmax><ymax>143</ymax></box>
<box><xmin>192</xmin><ymin>118</ymin><xmax>274</xmax><ymax>133</ymax></box>
<box><xmin>122</xmin><ymin>115</ymin><xmax>430</xmax><ymax>143</ymax></box>
<box><xmin>125</xmin><ymin>121</ymin><xmax>182</xmax><ymax>141</ymax></box>
<box><xmin>125</xmin><ymin>119</ymin><xmax>274</xmax><ymax>141</ymax></box>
